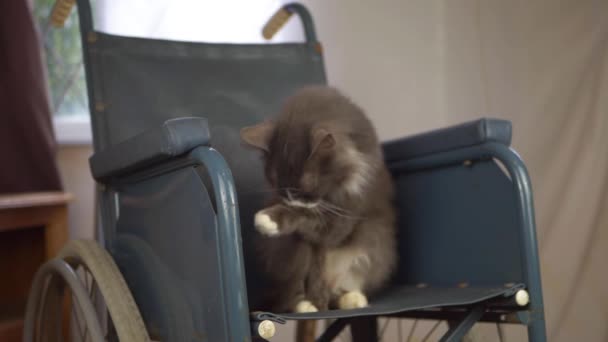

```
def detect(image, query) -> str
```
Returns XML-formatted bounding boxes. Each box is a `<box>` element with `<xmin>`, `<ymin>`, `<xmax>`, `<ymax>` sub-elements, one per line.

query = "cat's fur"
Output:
<box><xmin>241</xmin><ymin>86</ymin><xmax>397</xmax><ymax>313</ymax></box>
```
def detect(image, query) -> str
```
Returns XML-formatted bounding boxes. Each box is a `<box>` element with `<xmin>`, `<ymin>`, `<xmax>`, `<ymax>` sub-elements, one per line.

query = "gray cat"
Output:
<box><xmin>241</xmin><ymin>85</ymin><xmax>397</xmax><ymax>313</ymax></box>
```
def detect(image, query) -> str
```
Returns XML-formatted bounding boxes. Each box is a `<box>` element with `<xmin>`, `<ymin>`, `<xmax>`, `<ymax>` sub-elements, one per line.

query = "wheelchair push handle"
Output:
<box><xmin>262</xmin><ymin>3</ymin><xmax>318</xmax><ymax>43</ymax></box>
<box><xmin>50</xmin><ymin>0</ymin><xmax>76</xmax><ymax>28</ymax></box>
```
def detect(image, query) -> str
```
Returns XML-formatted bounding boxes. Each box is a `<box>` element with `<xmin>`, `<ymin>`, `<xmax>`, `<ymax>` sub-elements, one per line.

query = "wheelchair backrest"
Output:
<box><xmin>77</xmin><ymin>3</ymin><xmax>326</xmax><ymax>313</ymax></box>
<box><xmin>82</xmin><ymin>11</ymin><xmax>326</xmax><ymax>237</ymax></box>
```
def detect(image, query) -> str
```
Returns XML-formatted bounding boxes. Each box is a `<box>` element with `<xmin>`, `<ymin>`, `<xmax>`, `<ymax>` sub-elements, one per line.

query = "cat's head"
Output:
<box><xmin>240</xmin><ymin>86</ymin><xmax>378</xmax><ymax>206</ymax></box>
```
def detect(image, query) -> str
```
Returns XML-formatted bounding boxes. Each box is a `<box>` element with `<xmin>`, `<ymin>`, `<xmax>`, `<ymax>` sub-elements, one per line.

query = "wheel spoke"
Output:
<box><xmin>406</xmin><ymin>319</ymin><xmax>418</xmax><ymax>342</ymax></box>
<box><xmin>421</xmin><ymin>321</ymin><xmax>442</xmax><ymax>342</ymax></box>
<box><xmin>83</xmin><ymin>270</ymin><xmax>96</xmax><ymax>342</ymax></box>
<box><xmin>379</xmin><ymin>319</ymin><xmax>391</xmax><ymax>341</ymax></box>
<box><xmin>497</xmin><ymin>323</ymin><xmax>505</xmax><ymax>342</ymax></box>
<box><xmin>398</xmin><ymin>320</ymin><xmax>403</xmax><ymax>341</ymax></box>
<box><xmin>71</xmin><ymin>293</ymin><xmax>87</xmax><ymax>342</ymax></box>
<box><xmin>25</xmin><ymin>240</ymin><xmax>149</xmax><ymax>342</ymax></box>
<box><xmin>339</xmin><ymin>322</ymin><xmax>348</xmax><ymax>342</ymax></box>
<box><xmin>54</xmin><ymin>288</ymin><xmax>65</xmax><ymax>341</ymax></box>
<box><xmin>86</xmin><ymin>269</ymin><xmax>92</xmax><ymax>292</ymax></box>
<box><xmin>88</xmin><ymin>271</ymin><xmax>97</xmax><ymax>307</ymax></box>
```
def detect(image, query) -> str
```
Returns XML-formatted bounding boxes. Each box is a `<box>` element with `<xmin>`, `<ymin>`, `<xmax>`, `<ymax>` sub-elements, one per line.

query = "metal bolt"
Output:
<box><xmin>257</xmin><ymin>320</ymin><xmax>276</xmax><ymax>339</ymax></box>
<box><xmin>315</xmin><ymin>42</ymin><xmax>323</xmax><ymax>54</ymax></box>
<box><xmin>87</xmin><ymin>31</ymin><xmax>98</xmax><ymax>43</ymax></box>
<box><xmin>95</xmin><ymin>102</ymin><xmax>106</xmax><ymax>112</ymax></box>
<box><xmin>515</xmin><ymin>289</ymin><xmax>530</xmax><ymax>306</ymax></box>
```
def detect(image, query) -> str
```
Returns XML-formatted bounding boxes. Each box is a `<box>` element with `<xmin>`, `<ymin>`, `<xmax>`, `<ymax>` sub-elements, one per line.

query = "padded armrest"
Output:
<box><xmin>89</xmin><ymin>117</ymin><xmax>210</xmax><ymax>181</ymax></box>
<box><xmin>383</xmin><ymin>118</ymin><xmax>512</xmax><ymax>163</ymax></box>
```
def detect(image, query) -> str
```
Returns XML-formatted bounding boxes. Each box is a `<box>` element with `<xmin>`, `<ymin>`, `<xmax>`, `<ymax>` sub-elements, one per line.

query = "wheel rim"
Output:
<box><xmin>24</xmin><ymin>259</ymin><xmax>105</xmax><ymax>342</ymax></box>
<box><xmin>24</xmin><ymin>240</ymin><xmax>149</xmax><ymax>342</ymax></box>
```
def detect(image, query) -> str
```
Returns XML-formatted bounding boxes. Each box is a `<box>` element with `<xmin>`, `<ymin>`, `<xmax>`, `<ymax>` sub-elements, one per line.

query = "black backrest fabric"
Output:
<box><xmin>86</xmin><ymin>31</ymin><xmax>326</xmax><ymax>229</ymax></box>
<box><xmin>84</xmin><ymin>32</ymin><xmax>326</xmax><ymax>307</ymax></box>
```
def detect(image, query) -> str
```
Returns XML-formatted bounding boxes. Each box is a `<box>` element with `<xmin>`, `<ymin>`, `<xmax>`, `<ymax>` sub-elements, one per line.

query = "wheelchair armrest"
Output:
<box><xmin>89</xmin><ymin>117</ymin><xmax>210</xmax><ymax>181</ymax></box>
<box><xmin>382</xmin><ymin>118</ymin><xmax>512</xmax><ymax>162</ymax></box>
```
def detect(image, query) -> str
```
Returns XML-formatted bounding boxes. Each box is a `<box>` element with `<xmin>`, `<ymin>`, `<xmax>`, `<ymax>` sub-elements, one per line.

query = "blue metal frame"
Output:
<box><xmin>103</xmin><ymin>146</ymin><xmax>253</xmax><ymax>341</ymax></box>
<box><xmin>440</xmin><ymin>305</ymin><xmax>485</xmax><ymax>342</ymax></box>
<box><xmin>389</xmin><ymin>142</ymin><xmax>546</xmax><ymax>340</ymax></box>
<box><xmin>188</xmin><ymin>147</ymin><xmax>252</xmax><ymax>341</ymax></box>
<box><xmin>284</xmin><ymin>2</ymin><xmax>317</xmax><ymax>42</ymax></box>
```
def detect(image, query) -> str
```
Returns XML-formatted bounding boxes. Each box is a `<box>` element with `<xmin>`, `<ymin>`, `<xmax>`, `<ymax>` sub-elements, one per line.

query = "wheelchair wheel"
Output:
<box><xmin>24</xmin><ymin>239</ymin><xmax>150</xmax><ymax>342</ymax></box>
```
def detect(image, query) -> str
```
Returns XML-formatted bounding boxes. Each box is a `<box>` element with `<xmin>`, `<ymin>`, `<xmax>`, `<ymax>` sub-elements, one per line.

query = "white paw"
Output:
<box><xmin>338</xmin><ymin>290</ymin><xmax>368</xmax><ymax>310</ymax></box>
<box><xmin>295</xmin><ymin>300</ymin><xmax>318</xmax><ymax>313</ymax></box>
<box><xmin>254</xmin><ymin>211</ymin><xmax>279</xmax><ymax>236</ymax></box>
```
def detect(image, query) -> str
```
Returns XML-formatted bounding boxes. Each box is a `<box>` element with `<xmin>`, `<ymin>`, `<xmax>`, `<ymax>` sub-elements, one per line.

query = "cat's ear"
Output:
<box><xmin>310</xmin><ymin>128</ymin><xmax>335</xmax><ymax>156</ymax></box>
<box><xmin>240</xmin><ymin>120</ymin><xmax>275</xmax><ymax>152</ymax></box>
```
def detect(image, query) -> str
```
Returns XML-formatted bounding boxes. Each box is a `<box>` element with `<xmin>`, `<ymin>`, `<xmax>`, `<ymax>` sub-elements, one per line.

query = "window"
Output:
<box><xmin>34</xmin><ymin>0</ymin><xmax>303</xmax><ymax>144</ymax></box>
<box><xmin>34</xmin><ymin>0</ymin><xmax>91</xmax><ymax>144</ymax></box>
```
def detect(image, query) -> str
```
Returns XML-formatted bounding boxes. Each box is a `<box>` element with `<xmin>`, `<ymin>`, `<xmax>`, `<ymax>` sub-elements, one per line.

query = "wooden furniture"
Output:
<box><xmin>297</xmin><ymin>320</ymin><xmax>317</xmax><ymax>342</ymax></box>
<box><xmin>0</xmin><ymin>192</ymin><xmax>72</xmax><ymax>341</ymax></box>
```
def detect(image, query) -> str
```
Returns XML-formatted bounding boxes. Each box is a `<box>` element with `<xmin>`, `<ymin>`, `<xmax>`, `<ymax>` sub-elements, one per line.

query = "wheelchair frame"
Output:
<box><xmin>24</xmin><ymin>1</ymin><xmax>548</xmax><ymax>341</ymax></box>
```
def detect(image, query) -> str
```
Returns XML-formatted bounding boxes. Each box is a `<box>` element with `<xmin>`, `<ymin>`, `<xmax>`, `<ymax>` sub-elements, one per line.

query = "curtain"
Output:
<box><xmin>444</xmin><ymin>0</ymin><xmax>608</xmax><ymax>340</ymax></box>
<box><xmin>0</xmin><ymin>0</ymin><xmax>62</xmax><ymax>193</ymax></box>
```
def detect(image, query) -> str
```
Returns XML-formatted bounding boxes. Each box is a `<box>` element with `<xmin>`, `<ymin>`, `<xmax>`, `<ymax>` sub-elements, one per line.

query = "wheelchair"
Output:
<box><xmin>24</xmin><ymin>1</ymin><xmax>548</xmax><ymax>341</ymax></box>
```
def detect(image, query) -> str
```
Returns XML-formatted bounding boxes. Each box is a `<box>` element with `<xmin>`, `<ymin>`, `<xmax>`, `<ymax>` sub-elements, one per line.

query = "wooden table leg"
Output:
<box><xmin>44</xmin><ymin>205</ymin><xmax>69</xmax><ymax>259</ymax></box>
<box><xmin>44</xmin><ymin>205</ymin><xmax>71</xmax><ymax>341</ymax></box>
<box><xmin>296</xmin><ymin>320</ymin><xmax>317</xmax><ymax>342</ymax></box>
<box><xmin>0</xmin><ymin>192</ymin><xmax>72</xmax><ymax>342</ymax></box>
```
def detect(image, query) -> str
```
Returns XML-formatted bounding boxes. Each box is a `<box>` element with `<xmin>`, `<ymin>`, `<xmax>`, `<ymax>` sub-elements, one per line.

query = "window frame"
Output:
<box><xmin>53</xmin><ymin>115</ymin><xmax>92</xmax><ymax>145</ymax></box>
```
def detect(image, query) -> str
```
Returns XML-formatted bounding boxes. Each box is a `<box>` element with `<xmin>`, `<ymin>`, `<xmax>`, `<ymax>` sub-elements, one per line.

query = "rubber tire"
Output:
<box><xmin>58</xmin><ymin>239</ymin><xmax>150</xmax><ymax>342</ymax></box>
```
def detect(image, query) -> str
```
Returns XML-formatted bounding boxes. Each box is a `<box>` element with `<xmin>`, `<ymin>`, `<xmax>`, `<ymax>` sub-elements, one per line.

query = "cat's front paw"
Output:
<box><xmin>338</xmin><ymin>290</ymin><xmax>368</xmax><ymax>310</ymax></box>
<box><xmin>254</xmin><ymin>211</ymin><xmax>279</xmax><ymax>236</ymax></box>
<box><xmin>294</xmin><ymin>300</ymin><xmax>319</xmax><ymax>313</ymax></box>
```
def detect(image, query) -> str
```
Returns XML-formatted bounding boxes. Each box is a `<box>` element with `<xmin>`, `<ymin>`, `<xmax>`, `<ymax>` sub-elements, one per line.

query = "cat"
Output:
<box><xmin>241</xmin><ymin>85</ymin><xmax>397</xmax><ymax>313</ymax></box>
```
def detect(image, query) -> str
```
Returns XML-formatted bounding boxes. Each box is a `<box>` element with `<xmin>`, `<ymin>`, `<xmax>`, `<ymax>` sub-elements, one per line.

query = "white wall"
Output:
<box><xmin>57</xmin><ymin>145</ymin><xmax>95</xmax><ymax>240</ymax></box>
<box><xmin>299</xmin><ymin>0</ymin><xmax>447</xmax><ymax>140</ymax></box>
<box><xmin>442</xmin><ymin>1</ymin><xmax>608</xmax><ymax>341</ymax></box>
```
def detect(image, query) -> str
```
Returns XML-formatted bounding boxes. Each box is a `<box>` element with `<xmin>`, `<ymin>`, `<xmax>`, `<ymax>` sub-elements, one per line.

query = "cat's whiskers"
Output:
<box><xmin>318</xmin><ymin>200</ymin><xmax>350</xmax><ymax>213</ymax></box>
<box><xmin>283</xmin><ymin>198</ymin><xmax>320</xmax><ymax>209</ymax></box>
<box><xmin>283</xmin><ymin>190</ymin><xmax>321</xmax><ymax>209</ymax></box>
<box><xmin>312</xmin><ymin>206</ymin><xmax>327</xmax><ymax>228</ymax></box>
<box><xmin>238</xmin><ymin>187</ymin><xmax>300</xmax><ymax>196</ymax></box>
<box><xmin>319</xmin><ymin>206</ymin><xmax>354</xmax><ymax>219</ymax></box>
<box><xmin>317</xmin><ymin>200</ymin><xmax>360</xmax><ymax>220</ymax></box>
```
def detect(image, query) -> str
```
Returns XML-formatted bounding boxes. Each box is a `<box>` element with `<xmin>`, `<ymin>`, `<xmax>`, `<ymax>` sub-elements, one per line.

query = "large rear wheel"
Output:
<box><xmin>23</xmin><ymin>239</ymin><xmax>150</xmax><ymax>342</ymax></box>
